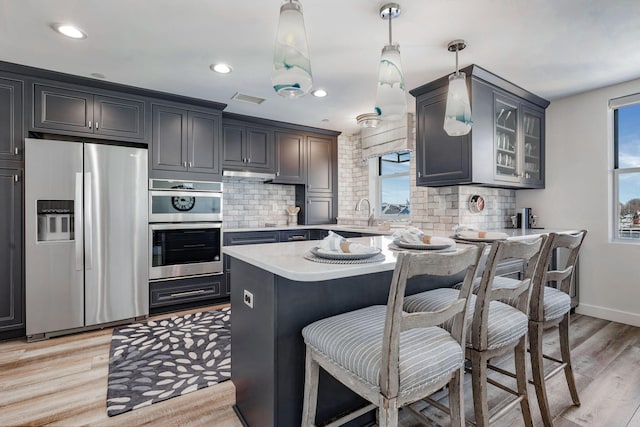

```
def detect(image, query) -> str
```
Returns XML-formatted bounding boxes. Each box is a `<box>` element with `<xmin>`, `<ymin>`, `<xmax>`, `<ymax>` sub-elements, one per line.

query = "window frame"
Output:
<box><xmin>372</xmin><ymin>151</ymin><xmax>411</xmax><ymax>220</ymax></box>
<box><xmin>610</xmin><ymin>93</ymin><xmax>640</xmax><ymax>243</ymax></box>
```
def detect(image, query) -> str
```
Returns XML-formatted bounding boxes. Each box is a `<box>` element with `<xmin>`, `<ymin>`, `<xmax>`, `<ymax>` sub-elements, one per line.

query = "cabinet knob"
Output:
<box><xmin>14</xmin><ymin>147</ymin><xmax>19</xmax><ymax>155</ymax></box>
<box><xmin>96</xmin><ymin>122</ymin><xmax>99</xmax><ymax>130</ymax></box>
<box><xmin>88</xmin><ymin>120</ymin><xmax>92</xmax><ymax>129</ymax></box>
<box><xmin>183</xmin><ymin>161</ymin><xmax>187</xmax><ymax>167</ymax></box>
<box><xmin>189</xmin><ymin>161</ymin><xmax>193</xmax><ymax>168</ymax></box>
<box><xmin>418</xmin><ymin>171</ymin><xmax>422</xmax><ymax>178</ymax></box>
<box><xmin>276</xmin><ymin>171</ymin><xmax>280</xmax><ymax>177</ymax></box>
<box><xmin>247</xmin><ymin>157</ymin><xmax>251</xmax><ymax>163</ymax></box>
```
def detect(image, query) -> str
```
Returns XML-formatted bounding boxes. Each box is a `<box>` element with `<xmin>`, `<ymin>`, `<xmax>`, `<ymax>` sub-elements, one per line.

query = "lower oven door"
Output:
<box><xmin>149</xmin><ymin>223</ymin><xmax>223</xmax><ymax>280</ymax></box>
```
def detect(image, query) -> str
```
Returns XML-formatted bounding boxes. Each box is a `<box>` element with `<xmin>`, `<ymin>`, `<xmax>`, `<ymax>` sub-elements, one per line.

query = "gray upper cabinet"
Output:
<box><xmin>410</xmin><ymin>65</ymin><xmax>549</xmax><ymax>189</ymax></box>
<box><xmin>0</xmin><ymin>168</ymin><xmax>23</xmax><ymax>335</ymax></box>
<box><xmin>151</xmin><ymin>103</ymin><xmax>222</xmax><ymax>178</ymax></box>
<box><xmin>33</xmin><ymin>84</ymin><xmax>146</xmax><ymax>141</ymax></box>
<box><xmin>0</xmin><ymin>75</ymin><xmax>23</xmax><ymax>162</ymax></box>
<box><xmin>273</xmin><ymin>131</ymin><xmax>306</xmax><ymax>184</ymax></box>
<box><xmin>222</xmin><ymin>122</ymin><xmax>274</xmax><ymax>172</ymax></box>
<box><xmin>307</xmin><ymin>135</ymin><xmax>334</xmax><ymax>193</ymax></box>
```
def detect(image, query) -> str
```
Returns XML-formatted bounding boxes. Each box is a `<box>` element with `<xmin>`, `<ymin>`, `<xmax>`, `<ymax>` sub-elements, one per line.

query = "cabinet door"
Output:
<box><xmin>33</xmin><ymin>84</ymin><xmax>93</xmax><ymax>133</ymax></box>
<box><xmin>273</xmin><ymin>131</ymin><xmax>306</xmax><ymax>184</ymax></box>
<box><xmin>0</xmin><ymin>169</ymin><xmax>23</xmax><ymax>332</ymax></box>
<box><xmin>521</xmin><ymin>106</ymin><xmax>545</xmax><ymax>188</ymax></box>
<box><xmin>245</xmin><ymin>126</ymin><xmax>273</xmax><ymax>170</ymax></box>
<box><xmin>94</xmin><ymin>95</ymin><xmax>145</xmax><ymax>140</ymax></box>
<box><xmin>0</xmin><ymin>77</ymin><xmax>23</xmax><ymax>161</ymax></box>
<box><xmin>494</xmin><ymin>94</ymin><xmax>521</xmax><ymax>184</ymax></box>
<box><xmin>306</xmin><ymin>195</ymin><xmax>334</xmax><ymax>225</ymax></box>
<box><xmin>188</xmin><ymin>111</ymin><xmax>221</xmax><ymax>175</ymax></box>
<box><xmin>307</xmin><ymin>136</ymin><xmax>334</xmax><ymax>193</ymax></box>
<box><xmin>415</xmin><ymin>93</ymin><xmax>471</xmax><ymax>186</ymax></box>
<box><xmin>151</xmin><ymin>104</ymin><xmax>188</xmax><ymax>172</ymax></box>
<box><xmin>222</xmin><ymin>124</ymin><xmax>246</xmax><ymax>167</ymax></box>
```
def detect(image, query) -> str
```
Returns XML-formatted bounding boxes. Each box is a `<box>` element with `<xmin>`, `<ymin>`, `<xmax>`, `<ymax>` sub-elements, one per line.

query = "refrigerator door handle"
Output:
<box><xmin>75</xmin><ymin>172</ymin><xmax>84</xmax><ymax>271</ymax></box>
<box><xmin>85</xmin><ymin>172</ymin><xmax>93</xmax><ymax>270</ymax></box>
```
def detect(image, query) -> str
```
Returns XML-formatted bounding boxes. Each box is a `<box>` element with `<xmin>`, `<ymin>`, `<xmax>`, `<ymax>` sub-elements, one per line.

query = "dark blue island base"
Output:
<box><xmin>229</xmin><ymin>257</ymin><xmax>463</xmax><ymax>427</ymax></box>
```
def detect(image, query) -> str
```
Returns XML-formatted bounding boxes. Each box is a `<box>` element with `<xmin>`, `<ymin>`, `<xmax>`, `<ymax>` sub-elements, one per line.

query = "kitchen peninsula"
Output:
<box><xmin>225</xmin><ymin>230</ymin><xmax>570</xmax><ymax>427</ymax></box>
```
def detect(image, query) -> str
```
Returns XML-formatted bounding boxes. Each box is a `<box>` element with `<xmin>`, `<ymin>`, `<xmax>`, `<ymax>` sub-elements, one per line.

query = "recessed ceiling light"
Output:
<box><xmin>51</xmin><ymin>23</ymin><xmax>87</xmax><ymax>39</ymax></box>
<box><xmin>312</xmin><ymin>89</ymin><xmax>328</xmax><ymax>98</ymax></box>
<box><xmin>210</xmin><ymin>63</ymin><xmax>233</xmax><ymax>74</ymax></box>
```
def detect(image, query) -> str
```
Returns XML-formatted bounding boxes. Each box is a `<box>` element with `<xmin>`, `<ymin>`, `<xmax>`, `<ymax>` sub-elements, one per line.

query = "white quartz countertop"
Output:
<box><xmin>223</xmin><ymin>228</ymin><xmax>579</xmax><ymax>282</ymax></box>
<box><xmin>224</xmin><ymin>235</ymin><xmax>399</xmax><ymax>282</ymax></box>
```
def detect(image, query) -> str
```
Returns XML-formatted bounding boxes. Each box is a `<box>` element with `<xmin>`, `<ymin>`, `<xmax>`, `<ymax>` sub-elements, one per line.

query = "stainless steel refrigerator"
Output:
<box><xmin>25</xmin><ymin>138</ymin><xmax>148</xmax><ymax>338</ymax></box>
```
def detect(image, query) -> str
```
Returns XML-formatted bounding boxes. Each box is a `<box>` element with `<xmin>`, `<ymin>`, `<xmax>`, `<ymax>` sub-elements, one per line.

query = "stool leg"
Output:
<box><xmin>470</xmin><ymin>351</ymin><xmax>490</xmax><ymax>427</ymax></box>
<box><xmin>448</xmin><ymin>367</ymin><xmax>465</xmax><ymax>427</ymax></box>
<box><xmin>530</xmin><ymin>321</ymin><xmax>553</xmax><ymax>427</ymax></box>
<box><xmin>301</xmin><ymin>347</ymin><xmax>319</xmax><ymax>427</ymax></box>
<box><xmin>378</xmin><ymin>396</ymin><xmax>398</xmax><ymax>427</ymax></box>
<box><xmin>515</xmin><ymin>335</ymin><xmax>534</xmax><ymax>427</ymax></box>
<box><xmin>559</xmin><ymin>313</ymin><xmax>581</xmax><ymax>406</ymax></box>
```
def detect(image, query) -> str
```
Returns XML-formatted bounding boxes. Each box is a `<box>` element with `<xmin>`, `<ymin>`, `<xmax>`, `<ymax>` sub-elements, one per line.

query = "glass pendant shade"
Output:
<box><xmin>444</xmin><ymin>72</ymin><xmax>472</xmax><ymax>136</ymax></box>
<box><xmin>272</xmin><ymin>0</ymin><xmax>312</xmax><ymax>98</ymax></box>
<box><xmin>374</xmin><ymin>44</ymin><xmax>406</xmax><ymax>121</ymax></box>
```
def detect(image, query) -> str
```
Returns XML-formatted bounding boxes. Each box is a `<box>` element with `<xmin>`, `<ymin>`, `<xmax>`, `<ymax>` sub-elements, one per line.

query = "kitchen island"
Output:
<box><xmin>227</xmin><ymin>235</ymin><xmax>469</xmax><ymax>427</ymax></box>
<box><xmin>225</xmin><ymin>230</ymin><xmax>574</xmax><ymax>427</ymax></box>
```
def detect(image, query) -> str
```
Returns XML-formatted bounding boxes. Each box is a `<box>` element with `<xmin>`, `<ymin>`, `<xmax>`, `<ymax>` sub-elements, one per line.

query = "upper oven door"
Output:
<box><xmin>149</xmin><ymin>190</ymin><xmax>223</xmax><ymax>222</ymax></box>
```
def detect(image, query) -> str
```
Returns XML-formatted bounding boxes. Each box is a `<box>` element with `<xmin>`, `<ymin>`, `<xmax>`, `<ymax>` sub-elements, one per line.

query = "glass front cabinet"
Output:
<box><xmin>493</xmin><ymin>93</ymin><xmax>544</xmax><ymax>188</ymax></box>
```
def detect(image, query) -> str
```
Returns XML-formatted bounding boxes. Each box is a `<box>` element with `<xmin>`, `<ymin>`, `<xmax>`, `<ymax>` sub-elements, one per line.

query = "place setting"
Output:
<box><xmin>304</xmin><ymin>231</ymin><xmax>385</xmax><ymax>264</ymax></box>
<box><xmin>451</xmin><ymin>225</ymin><xmax>509</xmax><ymax>243</ymax></box>
<box><xmin>389</xmin><ymin>227</ymin><xmax>457</xmax><ymax>252</ymax></box>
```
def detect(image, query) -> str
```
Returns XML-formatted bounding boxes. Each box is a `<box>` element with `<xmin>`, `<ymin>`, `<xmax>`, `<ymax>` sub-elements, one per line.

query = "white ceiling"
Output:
<box><xmin>1</xmin><ymin>0</ymin><xmax>640</xmax><ymax>135</ymax></box>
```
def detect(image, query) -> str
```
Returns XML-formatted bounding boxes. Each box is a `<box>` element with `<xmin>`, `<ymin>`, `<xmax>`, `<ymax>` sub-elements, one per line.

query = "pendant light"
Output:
<box><xmin>272</xmin><ymin>0</ymin><xmax>313</xmax><ymax>98</ymax></box>
<box><xmin>443</xmin><ymin>39</ymin><xmax>473</xmax><ymax>136</ymax></box>
<box><xmin>374</xmin><ymin>3</ymin><xmax>407</xmax><ymax>121</ymax></box>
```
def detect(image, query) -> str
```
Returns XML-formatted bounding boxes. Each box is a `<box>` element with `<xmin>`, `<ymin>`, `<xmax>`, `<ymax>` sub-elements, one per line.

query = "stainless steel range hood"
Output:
<box><xmin>222</xmin><ymin>169</ymin><xmax>277</xmax><ymax>181</ymax></box>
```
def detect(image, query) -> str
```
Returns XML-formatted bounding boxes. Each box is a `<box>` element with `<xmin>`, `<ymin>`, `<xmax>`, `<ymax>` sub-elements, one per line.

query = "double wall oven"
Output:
<box><xmin>149</xmin><ymin>179</ymin><xmax>223</xmax><ymax>281</ymax></box>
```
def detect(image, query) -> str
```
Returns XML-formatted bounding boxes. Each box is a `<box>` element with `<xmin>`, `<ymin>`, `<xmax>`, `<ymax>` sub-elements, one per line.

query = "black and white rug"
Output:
<box><xmin>106</xmin><ymin>308</ymin><xmax>231</xmax><ymax>416</ymax></box>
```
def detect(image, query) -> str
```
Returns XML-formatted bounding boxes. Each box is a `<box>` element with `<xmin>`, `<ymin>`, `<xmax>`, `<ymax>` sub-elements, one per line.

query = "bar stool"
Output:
<box><xmin>528</xmin><ymin>230</ymin><xmax>587</xmax><ymax>427</ymax></box>
<box><xmin>300</xmin><ymin>245</ymin><xmax>483</xmax><ymax>427</ymax></box>
<box><xmin>403</xmin><ymin>237</ymin><xmax>546</xmax><ymax>427</ymax></box>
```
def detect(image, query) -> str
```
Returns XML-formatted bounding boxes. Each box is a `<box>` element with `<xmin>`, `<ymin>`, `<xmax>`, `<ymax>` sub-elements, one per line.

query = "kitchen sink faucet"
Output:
<box><xmin>355</xmin><ymin>198</ymin><xmax>376</xmax><ymax>226</ymax></box>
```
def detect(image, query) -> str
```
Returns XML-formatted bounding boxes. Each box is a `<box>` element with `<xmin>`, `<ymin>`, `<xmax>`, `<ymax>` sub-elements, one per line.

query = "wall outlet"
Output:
<box><xmin>243</xmin><ymin>289</ymin><xmax>254</xmax><ymax>309</ymax></box>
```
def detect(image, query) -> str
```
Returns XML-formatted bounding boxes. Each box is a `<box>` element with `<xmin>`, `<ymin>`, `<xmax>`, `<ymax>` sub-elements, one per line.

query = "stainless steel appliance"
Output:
<box><xmin>25</xmin><ymin>138</ymin><xmax>148</xmax><ymax>339</ymax></box>
<box><xmin>148</xmin><ymin>179</ymin><xmax>223</xmax><ymax>281</ymax></box>
<box><xmin>149</xmin><ymin>179</ymin><xmax>223</xmax><ymax>222</ymax></box>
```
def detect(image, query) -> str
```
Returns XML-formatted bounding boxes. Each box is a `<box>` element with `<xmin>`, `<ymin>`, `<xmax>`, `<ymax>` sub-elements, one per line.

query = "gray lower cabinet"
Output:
<box><xmin>32</xmin><ymin>83</ymin><xmax>147</xmax><ymax>141</ymax></box>
<box><xmin>0</xmin><ymin>75</ymin><xmax>23</xmax><ymax>162</ymax></box>
<box><xmin>0</xmin><ymin>168</ymin><xmax>23</xmax><ymax>337</ymax></box>
<box><xmin>305</xmin><ymin>195</ymin><xmax>334</xmax><ymax>225</ymax></box>
<box><xmin>150</xmin><ymin>274</ymin><xmax>225</xmax><ymax>311</ymax></box>
<box><xmin>150</xmin><ymin>103</ymin><xmax>222</xmax><ymax>179</ymax></box>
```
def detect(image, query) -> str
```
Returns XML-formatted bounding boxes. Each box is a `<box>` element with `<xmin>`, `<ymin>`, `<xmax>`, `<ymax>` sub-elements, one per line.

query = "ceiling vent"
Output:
<box><xmin>231</xmin><ymin>92</ymin><xmax>266</xmax><ymax>105</ymax></box>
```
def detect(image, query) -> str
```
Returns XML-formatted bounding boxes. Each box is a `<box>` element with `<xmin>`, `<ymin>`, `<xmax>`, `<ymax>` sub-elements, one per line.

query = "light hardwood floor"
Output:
<box><xmin>1</xmin><ymin>306</ymin><xmax>639</xmax><ymax>426</ymax></box>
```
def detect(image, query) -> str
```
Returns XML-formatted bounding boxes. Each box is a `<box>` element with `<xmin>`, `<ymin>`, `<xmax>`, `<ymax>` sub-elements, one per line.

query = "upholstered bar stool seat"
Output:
<box><xmin>404</xmin><ymin>289</ymin><xmax>529</xmax><ymax>350</ymax></box>
<box><xmin>302</xmin><ymin>305</ymin><xmax>464</xmax><ymax>397</ymax></box>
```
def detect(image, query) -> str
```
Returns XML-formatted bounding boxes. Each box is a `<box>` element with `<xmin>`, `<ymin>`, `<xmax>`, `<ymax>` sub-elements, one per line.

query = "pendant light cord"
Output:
<box><xmin>388</xmin><ymin>7</ymin><xmax>393</xmax><ymax>45</ymax></box>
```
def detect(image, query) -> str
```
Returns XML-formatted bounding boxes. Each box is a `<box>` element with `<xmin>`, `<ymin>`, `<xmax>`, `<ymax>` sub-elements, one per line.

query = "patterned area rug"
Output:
<box><xmin>106</xmin><ymin>308</ymin><xmax>231</xmax><ymax>416</ymax></box>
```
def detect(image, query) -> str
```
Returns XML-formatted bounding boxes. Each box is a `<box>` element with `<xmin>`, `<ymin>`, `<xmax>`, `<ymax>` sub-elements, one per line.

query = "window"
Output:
<box><xmin>612</xmin><ymin>95</ymin><xmax>640</xmax><ymax>240</ymax></box>
<box><xmin>377</xmin><ymin>151</ymin><xmax>410</xmax><ymax>218</ymax></box>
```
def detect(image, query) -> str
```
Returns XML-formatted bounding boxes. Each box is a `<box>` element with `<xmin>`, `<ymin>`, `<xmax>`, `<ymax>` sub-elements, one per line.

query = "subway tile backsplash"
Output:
<box><xmin>223</xmin><ymin>178</ymin><xmax>296</xmax><ymax>229</ymax></box>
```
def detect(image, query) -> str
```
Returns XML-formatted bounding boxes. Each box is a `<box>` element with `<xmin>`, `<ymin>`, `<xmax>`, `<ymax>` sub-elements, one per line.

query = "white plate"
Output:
<box><xmin>311</xmin><ymin>247</ymin><xmax>381</xmax><ymax>260</ymax></box>
<box><xmin>454</xmin><ymin>232</ymin><xmax>508</xmax><ymax>242</ymax></box>
<box><xmin>392</xmin><ymin>238</ymin><xmax>452</xmax><ymax>250</ymax></box>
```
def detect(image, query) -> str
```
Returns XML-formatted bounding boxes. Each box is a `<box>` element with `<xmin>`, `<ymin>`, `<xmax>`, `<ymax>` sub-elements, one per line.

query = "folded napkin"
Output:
<box><xmin>317</xmin><ymin>231</ymin><xmax>378</xmax><ymax>254</ymax></box>
<box><xmin>457</xmin><ymin>230</ymin><xmax>509</xmax><ymax>240</ymax></box>
<box><xmin>392</xmin><ymin>226</ymin><xmax>433</xmax><ymax>244</ymax></box>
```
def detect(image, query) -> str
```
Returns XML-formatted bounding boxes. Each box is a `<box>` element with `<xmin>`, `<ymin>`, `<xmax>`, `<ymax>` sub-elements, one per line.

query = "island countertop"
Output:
<box><xmin>222</xmin><ymin>228</ymin><xmax>577</xmax><ymax>282</ymax></box>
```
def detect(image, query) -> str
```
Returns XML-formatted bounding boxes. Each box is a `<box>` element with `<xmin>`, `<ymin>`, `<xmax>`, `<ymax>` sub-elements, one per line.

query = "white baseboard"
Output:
<box><xmin>575</xmin><ymin>303</ymin><xmax>640</xmax><ymax>327</ymax></box>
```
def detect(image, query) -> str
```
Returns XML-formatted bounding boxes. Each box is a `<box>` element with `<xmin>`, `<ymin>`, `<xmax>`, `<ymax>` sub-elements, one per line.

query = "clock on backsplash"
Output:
<box><xmin>468</xmin><ymin>194</ymin><xmax>485</xmax><ymax>213</ymax></box>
